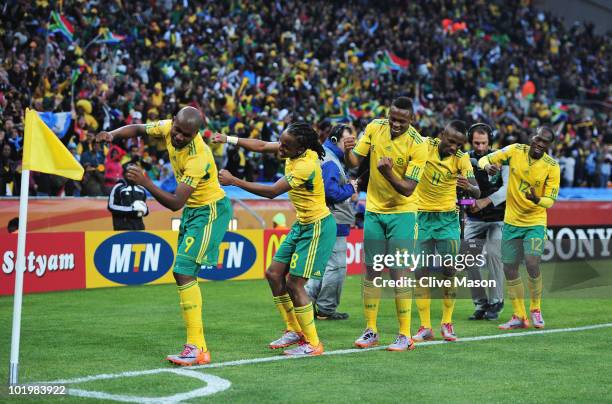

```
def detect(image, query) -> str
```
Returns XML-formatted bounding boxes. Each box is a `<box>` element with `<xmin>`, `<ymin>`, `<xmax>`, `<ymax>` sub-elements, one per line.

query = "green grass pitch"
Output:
<box><xmin>1</xmin><ymin>268</ymin><xmax>611</xmax><ymax>402</ymax></box>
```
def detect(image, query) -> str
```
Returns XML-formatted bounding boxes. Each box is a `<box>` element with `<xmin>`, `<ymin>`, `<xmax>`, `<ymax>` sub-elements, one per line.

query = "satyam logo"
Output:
<box><xmin>94</xmin><ymin>232</ymin><xmax>174</xmax><ymax>285</ymax></box>
<box><xmin>198</xmin><ymin>232</ymin><xmax>256</xmax><ymax>281</ymax></box>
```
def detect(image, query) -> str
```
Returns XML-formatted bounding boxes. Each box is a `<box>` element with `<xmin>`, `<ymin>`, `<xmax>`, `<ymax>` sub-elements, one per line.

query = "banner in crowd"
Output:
<box><xmin>0</xmin><ymin>233</ymin><xmax>86</xmax><ymax>295</ymax></box>
<box><xmin>37</xmin><ymin>111</ymin><xmax>72</xmax><ymax>139</ymax></box>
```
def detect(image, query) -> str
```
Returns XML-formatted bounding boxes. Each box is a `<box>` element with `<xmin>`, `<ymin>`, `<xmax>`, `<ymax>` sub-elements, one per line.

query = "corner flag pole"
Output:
<box><xmin>9</xmin><ymin>169</ymin><xmax>31</xmax><ymax>385</ymax></box>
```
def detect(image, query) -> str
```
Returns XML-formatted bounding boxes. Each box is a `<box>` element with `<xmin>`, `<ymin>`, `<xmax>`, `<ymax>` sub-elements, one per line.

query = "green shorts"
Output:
<box><xmin>417</xmin><ymin>211</ymin><xmax>460</xmax><ymax>256</ymax></box>
<box><xmin>364</xmin><ymin>211</ymin><xmax>418</xmax><ymax>267</ymax></box>
<box><xmin>273</xmin><ymin>214</ymin><xmax>336</xmax><ymax>279</ymax></box>
<box><xmin>502</xmin><ymin>223</ymin><xmax>547</xmax><ymax>264</ymax></box>
<box><xmin>174</xmin><ymin>196</ymin><xmax>233</xmax><ymax>276</ymax></box>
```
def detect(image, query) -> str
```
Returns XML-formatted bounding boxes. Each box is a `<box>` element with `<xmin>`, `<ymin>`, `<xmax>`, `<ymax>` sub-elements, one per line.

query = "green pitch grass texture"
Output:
<box><xmin>1</xmin><ymin>263</ymin><xmax>611</xmax><ymax>402</ymax></box>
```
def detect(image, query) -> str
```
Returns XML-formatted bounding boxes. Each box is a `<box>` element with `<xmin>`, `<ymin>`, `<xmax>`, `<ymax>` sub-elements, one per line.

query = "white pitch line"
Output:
<box><xmin>66</xmin><ymin>369</ymin><xmax>231</xmax><ymax>403</ymax></box>
<box><xmin>45</xmin><ymin>322</ymin><xmax>612</xmax><ymax>386</ymax></box>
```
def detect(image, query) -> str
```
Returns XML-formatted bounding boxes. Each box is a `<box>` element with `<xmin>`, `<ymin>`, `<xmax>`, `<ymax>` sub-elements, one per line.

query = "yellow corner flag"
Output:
<box><xmin>23</xmin><ymin>108</ymin><xmax>84</xmax><ymax>180</ymax></box>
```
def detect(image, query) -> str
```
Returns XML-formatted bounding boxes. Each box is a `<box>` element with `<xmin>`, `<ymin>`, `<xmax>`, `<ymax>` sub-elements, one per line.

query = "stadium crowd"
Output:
<box><xmin>0</xmin><ymin>0</ymin><xmax>610</xmax><ymax>196</ymax></box>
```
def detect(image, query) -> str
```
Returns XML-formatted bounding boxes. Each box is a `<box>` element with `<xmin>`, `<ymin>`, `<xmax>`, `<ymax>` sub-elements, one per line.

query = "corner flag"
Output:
<box><xmin>9</xmin><ymin>109</ymin><xmax>84</xmax><ymax>385</ymax></box>
<box><xmin>22</xmin><ymin>108</ymin><xmax>84</xmax><ymax>180</ymax></box>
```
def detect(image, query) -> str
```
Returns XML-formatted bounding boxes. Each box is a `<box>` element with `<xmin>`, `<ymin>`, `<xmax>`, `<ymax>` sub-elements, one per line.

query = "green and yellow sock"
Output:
<box><xmin>177</xmin><ymin>280</ymin><xmax>207</xmax><ymax>352</ymax></box>
<box><xmin>395</xmin><ymin>287</ymin><xmax>412</xmax><ymax>337</ymax></box>
<box><xmin>363</xmin><ymin>280</ymin><xmax>381</xmax><ymax>333</ymax></box>
<box><xmin>415</xmin><ymin>285</ymin><xmax>431</xmax><ymax>329</ymax></box>
<box><xmin>528</xmin><ymin>274</ymin><xmax>543</xmax><ymax>311</ymax></box>
<box><xmin>273</xmin><ymin>293</ymin><xmax>301</xmax><ymax>332</ymax></box>
<box><xmin>507</xmin><ymin>277</ymin><xmax>527</xmax><ymax>320</ymax></box>
<box><xmin>441</xmin><ymin>283</ymin><xmax>457</xmax><ymax>325</ymax></box>
<box><xmin>294</xmin><ymin>303</ymin><xmax>319</xmax><ymax>346</ymax></box>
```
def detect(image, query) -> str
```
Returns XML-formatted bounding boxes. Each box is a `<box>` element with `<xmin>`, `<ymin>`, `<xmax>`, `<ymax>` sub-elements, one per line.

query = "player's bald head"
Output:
<box><xmin>535</xmin><ymin>126</ymin><xmax>555</xmax><ymax>143</ymax></box>
<box><xmin>175</xmin><ymin>106</ymin><xmax>203</xmax><ymax>134</ymax></box>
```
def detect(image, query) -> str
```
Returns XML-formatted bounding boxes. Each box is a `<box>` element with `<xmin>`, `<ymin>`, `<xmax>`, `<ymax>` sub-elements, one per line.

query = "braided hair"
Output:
<box><xmin>286</xmin><ymin>122</ymin><xmax>326</xmax><ymax>160</ymax></box>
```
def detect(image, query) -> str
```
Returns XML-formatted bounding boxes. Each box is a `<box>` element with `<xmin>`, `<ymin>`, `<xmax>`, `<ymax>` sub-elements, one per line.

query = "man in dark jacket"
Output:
<box><xmin>464</xmin><ymin>124</ymin><xmax>508</xmax><ymax>320</ymax></box>
<box><xmin>107</xmin><ymin>163</ymin><xmax>149</xmax><ymax>230</ymax></box>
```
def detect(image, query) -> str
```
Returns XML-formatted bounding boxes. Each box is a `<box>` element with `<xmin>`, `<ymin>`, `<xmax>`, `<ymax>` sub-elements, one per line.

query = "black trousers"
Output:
<box><xmin>112</xmin><ymin>215</ymin><xmax>145</xmax><ymax>231</ymax></box>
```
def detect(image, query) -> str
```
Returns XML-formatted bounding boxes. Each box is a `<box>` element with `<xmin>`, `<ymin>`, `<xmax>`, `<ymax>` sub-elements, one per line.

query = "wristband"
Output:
<box><xmin>227</xmin><ymin>136</ymin><xmax>238</xmax><ymax>145</ymax></box>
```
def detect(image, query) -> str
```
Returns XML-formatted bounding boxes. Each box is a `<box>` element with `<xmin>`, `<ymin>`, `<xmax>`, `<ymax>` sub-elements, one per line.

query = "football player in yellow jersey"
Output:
<box><xmin>213</xmin><ymin>124</ymin><xmax>357</xmax><ymax>321</ymax></box>
<box><xmin>478</xmin><ymin>127</ymin><xmax>560</xmax><ymax>330</ymax></box>
<box><xmin>344</xmin><ymin>97</ymin><xmax>427</xmax><ymax>352</ymax></box>
<box><xmin>218</xmin><ymin>122</ymin><xmax>336</xmax><ymax>356</ymax></box>
<box><xmin>412</xmin><ymin>121</ymin><xmax>480</xmax><ymax>343</ymax></box>
<box><xmin>97</xmin><ymin>106</ymin><xmax>232</xmax><ymax>366</ymax></box>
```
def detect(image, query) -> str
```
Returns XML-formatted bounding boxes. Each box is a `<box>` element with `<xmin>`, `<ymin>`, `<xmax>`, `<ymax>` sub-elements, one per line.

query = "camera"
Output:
<box><xmin>457</xmin><ymin>188</ymin><xmax>475</xmax><ymax>206</ymax></box>
<box><xmin>470</xmin><ymin>157</ymin><xmax>499</xmax><ymax>184</ymax></box>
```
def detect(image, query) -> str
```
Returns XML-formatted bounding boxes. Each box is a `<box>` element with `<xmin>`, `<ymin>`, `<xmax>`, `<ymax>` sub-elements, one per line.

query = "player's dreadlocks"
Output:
<box><xmin>286</xmin><ymin>121</ymin><xmax>326</xmax><ymax>160</ymax></box>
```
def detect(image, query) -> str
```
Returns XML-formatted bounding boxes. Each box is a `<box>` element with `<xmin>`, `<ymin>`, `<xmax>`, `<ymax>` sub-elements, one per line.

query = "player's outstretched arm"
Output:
<box><xmin>125</xmin><ymin>165</ymin><xmax>193</xmax><ymax>211</ymax></box>
<box><xmin>218</xmin><ymin>169</ymin><xmax>290</xmax><ymax>199</ymax></box>
<box><xmin>96</xmin><ymin>124</ymin><xmax>147</xmax><ymax>143</ymax></box>
<box><xmin>212</xmin><ymin>133</ymin><xmax>279</xmax><ymax>154</ymax></box>
<box><xmin>477</xmin><ymin>155</ymin><xmax>501</xmax><ymax>176</ymax></box>
<box><xmin>478</xmin><ymin>146</ymin><xmax>514</xmax><ymax>175</ymax></box>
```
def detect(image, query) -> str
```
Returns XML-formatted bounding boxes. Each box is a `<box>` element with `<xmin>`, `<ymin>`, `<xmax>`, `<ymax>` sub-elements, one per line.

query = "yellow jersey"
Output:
<box><xmin>483</xmin><ymin>144</ymin><xmax>560</xmax><ymax>227</ymax></box>
<box><xmin>353</xmin><ymin>119</ymin><xmax>427</xmax><ymax>213</ymax></box>
<box><xmin>285</xmin><ymin>149</ymin><xmax>330</xmax><ymax>224</ymax></box>
<box><xmin>145</xmin><ymin>120</ymin><xmax>225</xmax><ymax>207</ymax></box>
<box><xmin>418</xmin><ymin>137</ymin><xmax>474</xmax><ymax>212</ymax></box>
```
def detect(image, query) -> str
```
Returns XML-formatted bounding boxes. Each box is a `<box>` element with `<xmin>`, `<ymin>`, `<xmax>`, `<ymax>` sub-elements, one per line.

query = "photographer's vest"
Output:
<box><xmin>323</xmin><ymin>145</ymin><xmax>354</xmax><ymax>228</ymax></box>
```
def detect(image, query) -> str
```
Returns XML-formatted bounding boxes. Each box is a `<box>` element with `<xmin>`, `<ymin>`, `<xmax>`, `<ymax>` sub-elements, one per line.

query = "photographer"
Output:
<box><xmin>107</xmin><ymin>163</ymin><xmax>149</xmax><ymax>230</ymax></box>
<box><xmin>464</xmin><ymin>124</ymin><xmax>509</xmax><ymax>320</ymax></box>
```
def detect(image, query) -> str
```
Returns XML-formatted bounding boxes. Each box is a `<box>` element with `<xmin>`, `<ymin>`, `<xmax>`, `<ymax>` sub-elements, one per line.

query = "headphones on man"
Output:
<box><xmin>329</xmin><ymin>124</ymin><xmax>351</xmax><ymax>144</ymax></box>
<box><xmin>467</xmin><ymin>123</ymin><xmax>493</xmax><ymax>143</ymax></box>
